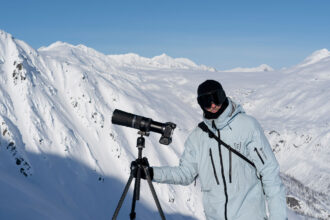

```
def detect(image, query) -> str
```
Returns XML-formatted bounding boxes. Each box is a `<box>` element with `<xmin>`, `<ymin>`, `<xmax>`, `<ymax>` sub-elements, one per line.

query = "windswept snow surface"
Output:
<box><xmin>0</xmin><ymin>30</ymin><xmax>329</xmax><ymax>219</ymax></box>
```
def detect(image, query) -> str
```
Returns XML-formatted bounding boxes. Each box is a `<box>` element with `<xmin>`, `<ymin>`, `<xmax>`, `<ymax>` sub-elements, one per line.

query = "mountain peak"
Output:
<box><xmin>0</xmin><ymin>30</ymin><xmax>35</xmax><ymax>69</ymax></box>
<box><xmin>151</xmin><ymin>53</ymin><xmax>174</xmax><ymax>63</ymax></box>
<box><xmin>298</xmin><ymin>48</ymin><xmax>330</xmax><ymax>67</ymax></box>
<box><xmin>0</xmin><ymin>29</ymin><xmax>10</xmax><ymax>38</ymax></box>
<box><xmin>38</xmin><ymin>41</ymin><xmax>74</xmax><ymax>51</ymax></box>
<box><xmin>155</xmin><ymin>53</ymin><xmax>169</xmax><ymax>57</ymax></box>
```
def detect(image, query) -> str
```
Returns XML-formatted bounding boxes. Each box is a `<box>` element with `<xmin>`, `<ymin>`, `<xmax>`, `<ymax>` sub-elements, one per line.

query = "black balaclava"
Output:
<box><xmin>197</xmin><ymin>80</ymin><xmax>228</xmax><ymax>119</ymax></box>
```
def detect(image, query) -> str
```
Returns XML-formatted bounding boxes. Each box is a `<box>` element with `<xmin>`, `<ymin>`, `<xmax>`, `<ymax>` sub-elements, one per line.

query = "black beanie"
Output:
<box><xmin>198</xmin><ymin>80</ymin><xmax>218</xmax><ymax>94</ymax></box>
<box><xmin>197</xmin><ymin>80</ymin><xmax>226</xmax><ymax>103</ymax></box>
<box><xmin>197</xmin><ymin>80</ymin><xmax>228</xmax><ymax>119</ymax></box>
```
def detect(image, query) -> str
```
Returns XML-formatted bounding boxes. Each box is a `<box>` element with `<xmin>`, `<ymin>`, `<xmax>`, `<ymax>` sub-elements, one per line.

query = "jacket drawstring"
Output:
<box><xmin>209</xmin><ymin>149</ymin><xmax>220</xmax><ymax>185</ymax></box>
<box><xmin>228</xmin><ymin>122</ymin><xmax>232</xmax><ymax>183</ymax></box>
<box><xmin>229</xmin><ymin>150</ymin><xmax>232</xmax><ymax>183</ymax></box>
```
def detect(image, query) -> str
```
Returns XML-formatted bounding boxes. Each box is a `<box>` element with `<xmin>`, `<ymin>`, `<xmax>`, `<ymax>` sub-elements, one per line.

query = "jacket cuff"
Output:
<box><xmin>152</xmin><ymin>167</ymin><xmax>162</xmax><ymax>182</ymax></box>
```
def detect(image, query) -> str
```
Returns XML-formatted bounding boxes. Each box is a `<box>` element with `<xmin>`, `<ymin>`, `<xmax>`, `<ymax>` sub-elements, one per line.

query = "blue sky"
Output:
<box><xmin>1</xmin><ymin>0</ymin><xmax>330</xmax><ymax>70</ymax></box>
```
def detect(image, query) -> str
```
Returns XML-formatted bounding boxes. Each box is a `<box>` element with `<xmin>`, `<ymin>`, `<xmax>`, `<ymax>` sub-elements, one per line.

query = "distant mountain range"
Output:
<box><xmin>223</xmin><ymin>64</ymin><xmax>274</xmax><ymax>72</ymax></box>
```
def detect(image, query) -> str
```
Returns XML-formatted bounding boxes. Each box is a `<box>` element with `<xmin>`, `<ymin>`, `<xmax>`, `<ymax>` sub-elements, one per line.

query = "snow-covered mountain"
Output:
<box><xmin>296</xmin><ymin>48</ymin><xmax>330</xmax><ymax>68</ymax></box>
<box><xmin>0</xmin><ymin>29</ymin><xmax>329</xmax><ymax>219</ymax></box>
<box><xmin>108</xmin><ymin>52</ymin><xmax>216</xmax><ymax>71</ymax></box>
<box><xmin>224</xmin><ymin>64</ymin><xmax>274</xmax><ymax>72</ymax></box>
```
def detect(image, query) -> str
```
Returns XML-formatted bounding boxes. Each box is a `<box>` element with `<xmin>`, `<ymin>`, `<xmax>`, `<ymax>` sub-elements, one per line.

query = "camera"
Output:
<box><xmin>112</xmin><ymin>109</ymin><xmax>176</xmax><ymax>145</ymax></box>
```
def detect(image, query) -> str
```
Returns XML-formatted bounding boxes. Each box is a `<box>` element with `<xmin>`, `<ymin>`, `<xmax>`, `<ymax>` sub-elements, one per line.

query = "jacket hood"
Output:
<box><xmin>203</xmin><ymin>98</ymin><xmax>245</xmax><ymax>131</ymax></box>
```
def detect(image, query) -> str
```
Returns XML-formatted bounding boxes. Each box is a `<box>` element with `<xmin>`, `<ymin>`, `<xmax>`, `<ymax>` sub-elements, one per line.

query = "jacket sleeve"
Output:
<box><xmin>248</xmin><ymin>119</ymin><xmax>288</xmax><ymax>220</ymax></box>
<box><xmin>152</xmin><ymin>132</ymin><xmax>198</xmax><ymax>185</ymax></box>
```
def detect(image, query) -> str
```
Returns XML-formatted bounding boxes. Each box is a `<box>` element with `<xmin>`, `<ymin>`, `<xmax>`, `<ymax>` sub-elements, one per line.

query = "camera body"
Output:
<box><xmin>112</xmin><ymin>109</ymin><xmax>176</xmax><ymax>145</ymax></box>
<box><xmin>158</xmin><ymin>122</ymin><xmax>176</xmax><ymax>145</ymax></box>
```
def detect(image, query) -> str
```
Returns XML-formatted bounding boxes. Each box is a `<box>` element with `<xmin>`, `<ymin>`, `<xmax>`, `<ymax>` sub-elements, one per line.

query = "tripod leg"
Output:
<box><xmin>112</xmin><ymin>174</ymin><xmax>134</xmax><ymax>220</ymax></box>
<box><xmin>143</xmin><ymin>166</ymin><xmax>166</xmax><ymax>220</ymax></box>
<box><xmin>129</xmin><ymin>167</ymin><xmax>142</xmax><ymax>220</ymax></box>
<box><xmin>135</xmin><ymin>165</ymin><xmax>142</xmax><ymax>200</ymax></box>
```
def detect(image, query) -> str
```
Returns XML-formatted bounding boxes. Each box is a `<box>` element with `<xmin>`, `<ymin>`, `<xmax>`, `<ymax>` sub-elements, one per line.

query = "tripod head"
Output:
<box><xmin>137</xmin><ymin>130</ymin><xmax>149</xmax><ymax>137</ymax></box>
<box><xmin>136</xmin><ymin>132</ymin><xmax>147</xmax><ymax>152</ymax></box>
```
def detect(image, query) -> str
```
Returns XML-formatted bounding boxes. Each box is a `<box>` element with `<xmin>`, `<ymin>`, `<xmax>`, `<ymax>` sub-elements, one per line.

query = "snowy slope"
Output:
<box><xmin>0</xmin><ymin>30</ymin><xmax>329</xmax><ymax>219</ymax></box>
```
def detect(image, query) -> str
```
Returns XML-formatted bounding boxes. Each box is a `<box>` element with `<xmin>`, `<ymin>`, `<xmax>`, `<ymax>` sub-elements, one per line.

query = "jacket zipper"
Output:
<box><xmin>217</xmin><ymin>129</ymin><xmax>228</xmax><ymax>220</ymax></box>
<box><xmin>254</xmin><ymin>148</ymin><xmax>265</xmax><ymax>165</ymax></box>
<box><xmin>209</xmin><ymin>149</ymin><xmax>220</xmax><ymax>185</ymax></box>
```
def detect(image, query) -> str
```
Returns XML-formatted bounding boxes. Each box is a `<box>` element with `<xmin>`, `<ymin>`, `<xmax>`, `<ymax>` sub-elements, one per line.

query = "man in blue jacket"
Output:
<box><xmin>138</xmin><ymin>80</ymin><xmax>287</xmax><ymax>219</ymax></box>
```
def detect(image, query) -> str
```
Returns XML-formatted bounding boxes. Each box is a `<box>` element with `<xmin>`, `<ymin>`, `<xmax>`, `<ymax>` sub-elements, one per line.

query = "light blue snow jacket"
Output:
<box><xmin>153</xmin><ymin>99</ymin><xmax>287</xmax><ymax>220</ymax></box>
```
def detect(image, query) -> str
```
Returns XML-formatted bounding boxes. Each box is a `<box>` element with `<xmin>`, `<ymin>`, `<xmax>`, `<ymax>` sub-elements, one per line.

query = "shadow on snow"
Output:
<box><xmin>0</xmin><ymin>150</ymin><xmax>198</xmax><ymax>220</ymax></box>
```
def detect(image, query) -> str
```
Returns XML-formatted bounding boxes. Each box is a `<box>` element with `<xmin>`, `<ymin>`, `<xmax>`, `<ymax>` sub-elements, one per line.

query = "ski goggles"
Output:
<box><xmin>197</xmin><ymin>89</ymin><xmax>225</xmax><ymax>109</ymax></box>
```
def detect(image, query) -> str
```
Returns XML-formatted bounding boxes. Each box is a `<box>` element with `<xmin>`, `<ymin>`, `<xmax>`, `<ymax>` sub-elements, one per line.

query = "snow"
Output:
<box><xmin>0</xmin><ymin>29</ymin><xmax>329</xmax><ymax>219</ymax></box>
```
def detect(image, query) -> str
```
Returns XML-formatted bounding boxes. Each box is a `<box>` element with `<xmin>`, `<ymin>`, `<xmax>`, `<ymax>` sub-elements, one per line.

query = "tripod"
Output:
<box><xmin>112</xmin><ymin>131</ymin><xmax>166</xmax><ymax>220</ymax></box>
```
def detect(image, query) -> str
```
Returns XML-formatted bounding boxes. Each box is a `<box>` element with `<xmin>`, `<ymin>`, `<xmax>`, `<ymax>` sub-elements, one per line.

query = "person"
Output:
<box><xmin>133</xmin><ymin>79</ymin><xmax>287</xmax><ymax>220</ymax></box>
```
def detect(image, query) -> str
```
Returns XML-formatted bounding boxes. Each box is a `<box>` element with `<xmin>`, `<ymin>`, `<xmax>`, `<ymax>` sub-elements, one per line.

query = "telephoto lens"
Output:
<box><xmin>112</xmin><ymin>109</ymin><xmax>152</xmax><ymax>132</ymax></box>
<box><xmin>111</xmin><ymin>109</ymin><xmax>176</xmax><ymax>145</ymax></box>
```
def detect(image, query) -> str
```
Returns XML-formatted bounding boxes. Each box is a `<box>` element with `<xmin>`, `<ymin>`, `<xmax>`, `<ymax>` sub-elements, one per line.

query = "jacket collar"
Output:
<box><xmin>203</xmin><ymin>98</ymin><xmax>244</xmax><ymax>131</ymax></box>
